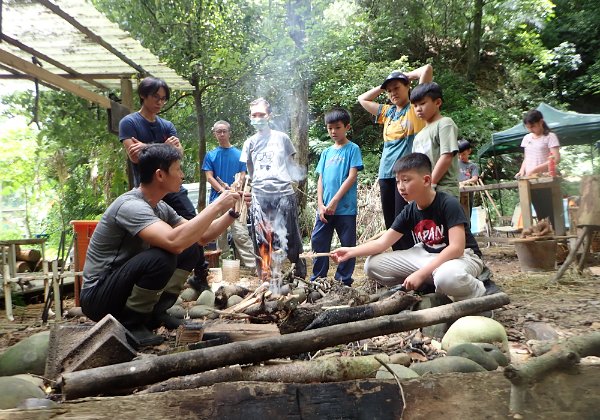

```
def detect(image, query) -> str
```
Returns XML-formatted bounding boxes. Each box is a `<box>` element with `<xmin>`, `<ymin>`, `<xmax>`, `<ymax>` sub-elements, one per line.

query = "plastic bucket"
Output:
<box><xmin>515</xmin><ymin>240</ymin><xmax>557</xmax><ymax>272</ymax></box>
<box><xmin>222</xmin><ymin>259</ymin><xmax>240</xmax><ymax>283</ymax></box>
<box><xmin>70</xmin><ymin>220</ymin><xmax>99</xmax><ymax>305</ymax></box>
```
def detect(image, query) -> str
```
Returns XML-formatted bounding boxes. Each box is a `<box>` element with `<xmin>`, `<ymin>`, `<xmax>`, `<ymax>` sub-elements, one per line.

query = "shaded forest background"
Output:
<box><xmin>1</xmin><ymin>0</ymin><xmax>599</xmax><ymax>249</ymax></box>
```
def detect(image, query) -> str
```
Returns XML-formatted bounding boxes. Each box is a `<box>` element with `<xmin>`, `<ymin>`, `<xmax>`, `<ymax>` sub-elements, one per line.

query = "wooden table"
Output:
<box><xmin>460</xmin><ymin>176</ymin><xmax>565</xmax><ymax>236</ymax></box>
<box><xmin>517</xmin><ymin>176</ymin><xmax>565</xmax><ymax>236</ymax></box>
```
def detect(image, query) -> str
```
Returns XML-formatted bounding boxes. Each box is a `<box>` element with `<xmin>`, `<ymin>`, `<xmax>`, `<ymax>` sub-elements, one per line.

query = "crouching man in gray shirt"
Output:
<box><xmin>80</xmin><ymin>143</ymin><xmax>240</xmax><ymax>347</ymax></box>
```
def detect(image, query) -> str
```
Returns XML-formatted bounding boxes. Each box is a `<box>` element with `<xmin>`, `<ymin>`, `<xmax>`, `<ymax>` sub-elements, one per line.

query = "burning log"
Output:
<box><xmin>59</xmin><ymin>293</ymin><xmax>510</xmax><ymax>399</ymax></box>
<box><xmin>303</xmin><ymin>291</ymin><xmax>420</xmax><ymax>331</ymax></box>
<box><xmin>214</xmin><ymin>284</ymin><xmax>250</xmax><ymax>309</ymax></box>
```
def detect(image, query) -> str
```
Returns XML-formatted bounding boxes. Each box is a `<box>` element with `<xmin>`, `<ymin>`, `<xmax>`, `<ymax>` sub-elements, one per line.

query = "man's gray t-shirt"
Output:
<box><xmin>82</xmin><ymin>189</ymin><xmax>183</xmax><ymax>290</ymax></box>
<box><xmin>240</xmin><ymin>129</ymin><xmax>296</xmax><ymax>196</ymax></box>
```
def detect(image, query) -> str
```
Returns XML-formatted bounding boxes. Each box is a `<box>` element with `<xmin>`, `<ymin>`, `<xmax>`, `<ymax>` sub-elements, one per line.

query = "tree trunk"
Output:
<box><xmin>59</xmin><ymin>293</ymin><xmax>509</xmax><ymax>399</ymax></box>
<box><xmin>192</xmin><ymin>83</ymin><xmax>207</xmax><ymax>211</ymax></box>
<box><xmin>287</xmin><ymin>0</ymin><xmax>310</xmax><ymax>212</ymax></box>
<box><xmin>466</xmin><ymin>0</ymin><xmax>484</xmax><ymax>81</ymax></box>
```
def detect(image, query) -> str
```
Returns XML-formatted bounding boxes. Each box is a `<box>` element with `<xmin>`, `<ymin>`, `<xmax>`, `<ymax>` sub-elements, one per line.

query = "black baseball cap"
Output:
<box><xmin>381</xmin><ymin>71</ymin><xmax>409</xmax><ymax>90</ymax></box>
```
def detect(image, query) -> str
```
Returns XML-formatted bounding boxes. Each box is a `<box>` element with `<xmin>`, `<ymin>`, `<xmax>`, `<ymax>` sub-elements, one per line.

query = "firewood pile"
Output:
<box><xmin>11</xmin><ymin>246</ymin><xmax>43</xmax><ymax>274</ymax></box>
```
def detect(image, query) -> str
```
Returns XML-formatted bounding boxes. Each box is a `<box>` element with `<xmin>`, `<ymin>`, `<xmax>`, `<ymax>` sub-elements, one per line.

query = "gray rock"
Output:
<box><xmin>523</xmin><ymin>321</ymin><xmax>559</xmax><ymax>341</ymax></box>
<box><xmin>0</xmin><ymin>331</ymin><xmax>50</xmax><ymax>376</ymax></box>
<box><xmin>17</xmin><ymin>398</ymin><xmax>58</xmax><ymax>410</ymax></box>
<box><xmin>227</xmin><ymin>295</ymin><xmax>243</xmax><ymax>308</ymax></box>
<box><xmin>292</xmin><ymin>287</ymin><xmax>307</xmax><ymax>303</ymax></box>
<box><xmin>414</xmin><ymin>294</ymin><xmax>452</xmax><ymax>339</ymax></box>
<box><xmin>447</xmin><ymin>343</ymin><xmax>499</xmax><ymax>371</ymax></box>
<box><xmin>196</xmin><ymin>290</ymin><xmax>216</xmax><ymax>307</ymax></box>
<box><xmin>410</xmin><ymin>356</ymin><xmax>486</xmax><ymax>375</ymax></box>
<box><xmin>166</xmin><ymin>304</ymin><xmax>186</xmax><ymax>319</ymax></box>
<box><xmin>388</xmin><ymin>352</ymin><xmax>412</xmax><ymax>366</ymax></box>
<box><xmin>376</xmin><ymin>364</ymin><xmax>420</xmax><ymax>379</ymax></box>
<box><xmin>308</xmin><ymin>291</ymin><xmax>322</xmax><ymax>303</ymax></box>
<box><xmin>0</xmin><ymin>376</ymin><xmax>46</xmax><ymax>409</ymax></box>
<box><xmin>441</xmin><ymin>316</ymin><xmax>508</xmax><ymax>352</ymax></box>
<box><xmin>188</xmin><ymin>305</ymin><xmax>214</xmax><ymax>319</ymax></box>
<box><xmin>180</xmin><ymin>287</ymin><xmax>200</xmax><ymax>302</ymax></box>
<box><xmin>279</xmin><ymin>284</ymin><xmax>291</xmax><ymax>296</ymax></box>
<box><xmin>472</xmin><ymin>343</ymin><xmax>510</xmax><ymax>366</ymax></box>
<box><xmin>12</xmin><ymin>374</ymin><xmax>44</xmax><ymax>389</ymax></box>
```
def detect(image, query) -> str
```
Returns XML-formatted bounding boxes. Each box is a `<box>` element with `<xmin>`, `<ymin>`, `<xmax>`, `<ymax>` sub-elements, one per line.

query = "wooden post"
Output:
<box><xmin>518</xmin><ymin>179</ymin><xmax>533</xmax><ymax>230</ymax></box>
<box><xmin>59</xmin><ymin>293</ymin><xmax>510</xmax><ymax>400</ymax></box>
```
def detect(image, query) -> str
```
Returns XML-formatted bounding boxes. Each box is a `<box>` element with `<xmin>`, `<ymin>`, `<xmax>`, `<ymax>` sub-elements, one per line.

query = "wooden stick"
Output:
<box><xmin>59</xmin><ymin>293</ymin><xmax>510</xmax><ymax>400</ymax></box>
<box><xmin>479</xmin><ymin>179</ymin><xmax>502</xmax><ymax>219</ymax></box>
<box><xmin>298</xmin><ymin>252</ymin><xmax>332</xmax><ymax>259</ymax></box>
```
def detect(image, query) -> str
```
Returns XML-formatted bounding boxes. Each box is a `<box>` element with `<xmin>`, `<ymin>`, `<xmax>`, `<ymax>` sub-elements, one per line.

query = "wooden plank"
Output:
<box><xmin>0</xmin><ymin>49</ymin><xmax>111</xmax><ymax>109</ymax></box>
<box><xmin>518</xmin><ymin>179</ymin><xmax>533</xmax><ymax>230</ymax></box>
<box><xmin>460</xmin><ymin>181</ymin><xmax>518</xmax><ymax>193</ymax></box>
<box><xmin>203</xmin><ymin>322</ymin><xmax>280</xmax><ymax>342</ymax></box>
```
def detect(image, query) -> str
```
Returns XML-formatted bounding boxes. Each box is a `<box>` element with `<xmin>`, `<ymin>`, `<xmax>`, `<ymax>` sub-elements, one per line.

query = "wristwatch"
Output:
<box><xmin>228</xmin><ymin>209</ymin><xmax>240</xmax><ymax>219</ymax></box>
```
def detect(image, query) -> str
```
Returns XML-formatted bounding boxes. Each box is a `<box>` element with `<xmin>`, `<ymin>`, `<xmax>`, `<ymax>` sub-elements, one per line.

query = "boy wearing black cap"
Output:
<box><xmin>358</xmin><ymin>64</ymin><xmax>433</xmax><ymax>250</ymax></box>
<box><xmin>410</xmin><ymin>82</ymin><xmax>459</xmax><ymax>198</ymax></box>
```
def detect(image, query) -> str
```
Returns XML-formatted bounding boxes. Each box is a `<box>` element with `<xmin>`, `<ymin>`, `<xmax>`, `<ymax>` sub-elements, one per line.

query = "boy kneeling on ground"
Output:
<box><xmin>331</xmin><ymin>152</ymin><xmax>485</xmax><ymax>301</ymax></box>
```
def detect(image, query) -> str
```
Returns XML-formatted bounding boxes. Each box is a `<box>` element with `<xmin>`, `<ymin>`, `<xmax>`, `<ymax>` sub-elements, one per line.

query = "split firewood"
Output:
<box><xmin>505</xmin><ymin>331</ymin><xmax>600</xmax><ymax>414</ymax></box>
<box><xmin>59</xmin><ymin>293</ymin><xmax>510</xmax><ymax>400</ymax></box>
<box><xmin>521</xmin><ymin>218</ymin><xmax>553</xmax><ymax>239</ymax></box>
<box><xmin>140</xmin><ymin>353</ymin><xmax>397</xmax><ymax>394</ymax></box>
<box><xmin>222</xmin><ymin>284</ymin><xmax>269</xmax><ymax>313</ymax></box>
<box><xmin>303</xmin><ymin>291</ymin><xmax>420</xmax><ymax>331</ymax></box>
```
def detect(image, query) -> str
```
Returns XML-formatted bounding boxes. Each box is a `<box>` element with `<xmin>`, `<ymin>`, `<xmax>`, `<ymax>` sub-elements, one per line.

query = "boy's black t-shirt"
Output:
<box><xmin>391</xmin><ymin>191</ymin><xmax>482</xmax><ymax>257</ymax></box>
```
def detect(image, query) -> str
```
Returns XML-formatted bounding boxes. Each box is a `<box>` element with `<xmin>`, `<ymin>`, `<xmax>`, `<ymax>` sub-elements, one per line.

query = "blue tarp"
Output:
<box><xmin>477</xmin><ymin>103</ymin><xmax>600</xmax><ymax>158</ymax></box>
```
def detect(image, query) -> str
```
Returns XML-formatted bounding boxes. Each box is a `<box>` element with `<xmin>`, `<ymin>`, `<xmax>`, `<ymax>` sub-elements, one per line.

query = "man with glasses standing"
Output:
<box><xmin>202</xmin><ymin>121</ymin><xmax>256</xmax><ymax>269</ymax></box>
<box><xmin>119</xmin><ymin>77</ymin><xmax>210</xmax><ymax>329</ymax></box>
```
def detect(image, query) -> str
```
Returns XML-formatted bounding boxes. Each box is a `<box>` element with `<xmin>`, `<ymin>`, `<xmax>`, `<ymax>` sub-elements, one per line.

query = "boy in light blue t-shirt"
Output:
<box><xmin>310</xmin><ymin>108</ymin><xmax>363</xmax><ymax>285</ymax></box>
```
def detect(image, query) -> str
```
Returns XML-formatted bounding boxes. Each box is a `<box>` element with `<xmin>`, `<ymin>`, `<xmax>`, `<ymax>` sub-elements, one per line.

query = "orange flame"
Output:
<box><xmin>258</xmin><ymin>222</ymin><xmax>273</xmax><ymax>280</ymax></box>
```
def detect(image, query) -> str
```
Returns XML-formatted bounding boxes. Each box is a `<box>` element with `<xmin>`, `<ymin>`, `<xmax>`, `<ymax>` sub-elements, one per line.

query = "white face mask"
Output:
<box><xmin>250</xmin><ymin>117</ymin><xmax>269</xmax><ymax>131</ymax></box>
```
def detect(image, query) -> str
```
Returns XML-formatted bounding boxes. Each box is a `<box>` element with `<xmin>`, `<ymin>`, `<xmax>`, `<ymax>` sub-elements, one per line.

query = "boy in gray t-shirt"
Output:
<box><xmin>80</xmin><ymin>144</ymin><xmax>239</xmax><ymax>347</ymax></box>
<box><xmin>410</xmin><ymin>82</ymin><xmax>459</xmax><ymax>198</ymax></box>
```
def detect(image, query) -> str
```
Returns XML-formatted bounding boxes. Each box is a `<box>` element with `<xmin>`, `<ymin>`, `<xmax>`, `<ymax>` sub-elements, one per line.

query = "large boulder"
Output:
<box><xmin>447</xmin><ymin>343</ymin><xmax>499</xmax><ymax>371</ymax></box>
<box><xmin>0</xmin><ymin>376</ymin><xmax>46</xmax><ymax>409</ymax></box>
<box><xmin>441</xmin><ymin>316</ymin><xmax>508</xmax><ymax>352</ymax></box>
<box><xmin>410</xmin><ymin>356</ymin><xmax>486</xmax><ymax>375</ymax></box>
<box><xmin>0</xmin><ymin>331</ymin><xmax>50</xmax><ymax>376</ymax></box>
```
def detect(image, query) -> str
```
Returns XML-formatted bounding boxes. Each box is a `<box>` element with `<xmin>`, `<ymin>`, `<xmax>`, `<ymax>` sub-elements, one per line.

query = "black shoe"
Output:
<box><xmin>483</xmin><ymin>279</ymin><xmax>501</xmax><ymax>295</ymax></box>
<box><xmin>119</xmin><ymin>307</ymin><xmax>164</xmax><ymax>348</ymax></box>
<box><xmin>187</xmin><ymin>276</ymin><xmax>211</xmax><ymax>294</ymax></box>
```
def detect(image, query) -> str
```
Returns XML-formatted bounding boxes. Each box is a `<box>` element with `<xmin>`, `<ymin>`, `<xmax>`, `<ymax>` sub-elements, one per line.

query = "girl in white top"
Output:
<box><xmin>515</xmin><ymin>109</ymin><xmax>561</xmax><ymax>223</ymax></box>
<box><xmin>516</xmin><ymin>109</ymin><xmax>560</xmax><ymax>177</ymax></box>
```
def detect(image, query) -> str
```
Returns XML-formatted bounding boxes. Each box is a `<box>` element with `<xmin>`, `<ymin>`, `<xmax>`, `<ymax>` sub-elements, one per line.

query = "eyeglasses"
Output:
<box><xmin>150</xmin><ymin>93</ymin><xmax>168</xmax><ymax>103</ymax></box>
<box><xmin>214</xmin><ymin>129</ymin><xmax>229</xmax><ymax>134</ymax></box>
